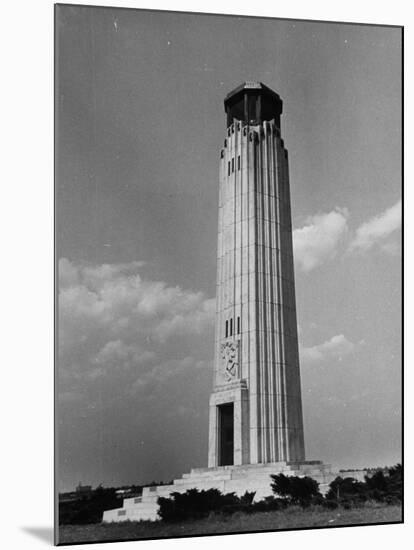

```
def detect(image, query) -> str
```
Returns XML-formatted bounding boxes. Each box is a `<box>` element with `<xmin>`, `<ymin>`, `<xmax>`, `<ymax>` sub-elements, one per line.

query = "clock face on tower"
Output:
<box><xmin>220</xmin><ymin>341</ymin><xmax>240</xmax><ymax>382</ymax></box>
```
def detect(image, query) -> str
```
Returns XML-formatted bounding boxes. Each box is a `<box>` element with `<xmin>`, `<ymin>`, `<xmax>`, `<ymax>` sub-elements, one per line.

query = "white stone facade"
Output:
<box><xmin>208</xmin><ymin>111</ymin><xmax>305</xmax><ymax>467</ymax></box>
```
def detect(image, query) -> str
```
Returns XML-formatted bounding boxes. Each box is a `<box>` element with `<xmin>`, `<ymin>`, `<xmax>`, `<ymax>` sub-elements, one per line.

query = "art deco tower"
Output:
<box><xmin>102</xmin><ymin>82</ymin><xmax>331</xmax><ymax>524</ymax></box>
<box><xmin>208</xmin><ymin>82</ymin><xmax>305</xmax><ymax>468</ymax></box>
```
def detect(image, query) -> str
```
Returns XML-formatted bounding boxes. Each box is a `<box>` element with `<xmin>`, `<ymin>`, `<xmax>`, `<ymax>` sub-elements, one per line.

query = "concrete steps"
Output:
<box><xmin>103</xmin><ymin>501</ymin><xmax>159</xmax><ymax>522</ymax></box>
<box><xmin>102</xmin><ymin>461</ymin><xmax>338</xmax><ymax>523</ymax></box>
<box><xmin>123</xmin><ymin>496</ymin><xmax>142</xmax><ymax>508</ymax></box>
<box><xmin>182</xmin><ymin>471</ymin><xmax>233</xmax><ymax>480</ymax></box>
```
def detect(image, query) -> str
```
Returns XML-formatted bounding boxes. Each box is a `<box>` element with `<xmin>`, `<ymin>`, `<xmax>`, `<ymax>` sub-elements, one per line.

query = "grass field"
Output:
<box><xmin>58</xmin><ymin>503</ymin><xmax>402</xmax><ymax>545</ymax></box>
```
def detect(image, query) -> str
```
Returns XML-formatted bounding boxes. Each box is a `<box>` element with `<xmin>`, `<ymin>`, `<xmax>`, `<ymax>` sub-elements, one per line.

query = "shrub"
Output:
<box><xmin>270</xmin><ymin>474</ymin><xmax>321</xmax><ymax>507</ymax></box>
<box><xmin>157</xmin><ymin>488</ymin><xmax>241</xmax><ymax>522</ymax></box>
<box><xmin>240</xmin><ymin>491</ymin><xmax>256</xmax><ymax>505</ymax></box>
<box><xmin>326</xmin><ymin>464</ymin><xmax>403</xmax><ymax>507</ymax></box>
<box><xmin>386</xmin><ymin>463</ymin><xmax>402</xmax><ymax>501</ymax></box>
<box><xmin>365</xmin><ymin>471</ymin><xmax>388</xmax><ymax>494</ymax></box>
<box><xmin>325</xmin><ymin>476</ymin><xmax>366</xmax><ymax>503</ymax></box>
<box><xmin>59</xmin><ymin>487</ymin><xmax>121</xmax><ymax>525</ymax></box>
<box><xmin>364</xmin><ymin>464</ymin><xmax>402</xmax><ymax>503</ymax></box>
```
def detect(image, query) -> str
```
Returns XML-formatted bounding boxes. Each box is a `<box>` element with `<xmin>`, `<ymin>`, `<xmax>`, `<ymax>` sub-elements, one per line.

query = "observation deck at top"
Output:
<box><xmin>224</xmin><ymin>81</ymin><xmax>283</xmax><ymax>128</ymax></box>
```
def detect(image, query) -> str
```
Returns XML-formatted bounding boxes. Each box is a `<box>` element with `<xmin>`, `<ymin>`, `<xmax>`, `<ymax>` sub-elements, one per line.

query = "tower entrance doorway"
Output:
<box><xmin>218</xmin><ymin>403</ymin><xmax>234</xmax><ymax>466</ymax></box>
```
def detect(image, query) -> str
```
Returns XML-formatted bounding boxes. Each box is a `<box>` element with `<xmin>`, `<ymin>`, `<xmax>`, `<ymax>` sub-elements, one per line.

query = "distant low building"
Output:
<box><xmin>115</xmin><ymin>489</ymin><xmax>132</xmax><ymax>496</ymax></box>
<box><xmin>58</xmin><ymin>491</ymin><xmax>78</xmax><ymax>503</ymax></box>
<box><xmin>76</xmin><ymin>482</ymin><xmax>92</xmax><ymax>495</ymax></box>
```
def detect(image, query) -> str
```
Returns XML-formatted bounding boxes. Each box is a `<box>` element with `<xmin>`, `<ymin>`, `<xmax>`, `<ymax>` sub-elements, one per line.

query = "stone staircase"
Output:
<box><xmin>102</xmin><ymin>460</ymin><xmax>337</xmax><ymax>523</ymax></box>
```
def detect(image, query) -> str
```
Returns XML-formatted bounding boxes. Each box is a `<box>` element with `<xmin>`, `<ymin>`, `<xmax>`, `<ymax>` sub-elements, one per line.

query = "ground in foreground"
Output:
<box><xmin>58</xmin><ymin>503</ymin><xmax>402</xmax><ymax>545</ymax></box>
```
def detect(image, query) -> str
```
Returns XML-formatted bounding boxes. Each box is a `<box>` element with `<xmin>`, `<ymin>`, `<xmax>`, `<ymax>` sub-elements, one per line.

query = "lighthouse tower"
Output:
<box><xmin>208</xmin><ymin>82</ymin><xmax>305</xmax><ymax>467</ymax></box>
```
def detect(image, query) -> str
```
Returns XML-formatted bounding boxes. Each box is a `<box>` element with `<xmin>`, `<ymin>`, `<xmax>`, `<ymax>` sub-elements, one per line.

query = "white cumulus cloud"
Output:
<box><xmin>300</xmin><ymin>334</ymin><xmax>355</xmax><ymax>365</ymax></box>
<box><xmin>58</xmin><ymin>258</ymin><xmax>215</xmax><ymax>385</ymax></box>
<box><xmin>349</xmin><ymin>200</ymin><xmax>401</xmax><ymax>253</ymax></box>
<box><xmin>293</xmin><ymin>208</ymin><xmax>349</xmax><ymax>272</ymax></box>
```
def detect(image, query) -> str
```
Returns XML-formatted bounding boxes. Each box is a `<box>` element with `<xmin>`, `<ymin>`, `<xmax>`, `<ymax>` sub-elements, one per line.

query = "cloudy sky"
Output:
<box><xmin>56</xmin><ymin>5</ymin><xmax>402</xmax><ymax>492</ymax></box>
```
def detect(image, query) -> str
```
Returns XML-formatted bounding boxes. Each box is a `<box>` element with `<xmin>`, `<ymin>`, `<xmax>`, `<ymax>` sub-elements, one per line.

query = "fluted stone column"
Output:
<box><xmin>208</xmin><ymin>82</ymin><xmax>305</xmax><ymax>468</ymax></box>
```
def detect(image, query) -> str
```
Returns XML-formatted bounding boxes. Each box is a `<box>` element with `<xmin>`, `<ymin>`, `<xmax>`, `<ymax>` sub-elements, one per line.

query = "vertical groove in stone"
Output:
<box><xmin>270</xmin><ymin>129</ymin><xmax>276</xmax><ymax>462</ymax></box>
<box><xmin>253</xmin><ymin>132</ymin><xmax>261</xmax><ymax>463</ymax></box>
<box><xmin>262</xmin><ymin>127</ymin><xmax>268</xmax><ymax>462</ymax></box>
<box><xmin>267</xmin><ymin>126</ymin><xmax>275</xmax><ymax>462</ymax></box>
<box><xmin>248</xmin><ymin>127</ymin><xmax>257</xmax><ymax>463</ymax></box>
<box><xmin>232</xmin><ymin>126</ymin><xmax>236</xmax><ymax>338</ymax></box>
<box><xmin>261</xmin><ymin>131</ymin><xmax>267</xmax><ymax>463</ymax></box>
<box><xmin>266</xmin><ymin>126</ymin><xmax>272</xmax><ymax>462</ymax></box>
<box><xmin>257</xmin><ymin>132</ymin><xmax>263</xmax><ymax>462</ymax></box>
<box><xmin>275</xmin><ymin>140</ymin><xmax>282</xmax><ymax>460</ymax></box>
<box><xmin>279</xmin><ymin>141</ymin><xmax>289</xmax><ymax>460</ymax></box>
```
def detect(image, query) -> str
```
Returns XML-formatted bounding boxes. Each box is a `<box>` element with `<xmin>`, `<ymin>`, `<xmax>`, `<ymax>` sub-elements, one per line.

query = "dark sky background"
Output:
<box><xmin>56</xmin><ymin>5</ymin><xmax>401</xmax><ymax>492</ymax></box>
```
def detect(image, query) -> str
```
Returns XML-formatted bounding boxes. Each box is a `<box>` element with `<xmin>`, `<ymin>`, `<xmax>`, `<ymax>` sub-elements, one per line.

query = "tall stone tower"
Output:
<box><xmin>208</xmin><ymin>82</ymin><xmax>305</xmax><ymax>468</ymax></box>
<box><xmin>103</xmin><ymin>83</ymin><xmax>337</xmax><ymax>523</ymax></box>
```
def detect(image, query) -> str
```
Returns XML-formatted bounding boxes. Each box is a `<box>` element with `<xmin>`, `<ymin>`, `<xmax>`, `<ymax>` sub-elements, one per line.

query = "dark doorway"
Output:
<box><xmin>218</xmin><ymin>403</ymin><xmax>234</xmax><ymax>466</ymax></box>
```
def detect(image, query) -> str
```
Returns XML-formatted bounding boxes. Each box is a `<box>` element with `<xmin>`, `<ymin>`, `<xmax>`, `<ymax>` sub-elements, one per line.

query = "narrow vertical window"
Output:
<box><xmin>230</xmin><ymin>318</ymin><xmax>233</xmax><ymax>336</ymax></box>
<box><xmin>238</xmin><ymin>155</ymin><xmax>240</xmax><ymax>170</ymax></box>
<box><xmin>225</xmin><ymin>320</ymin><xmax>228</xmax><ymax>338</ymax></box>
<box><xmin>231</xmin><ymin>158</ymin><xmax>234</xmax><ymax>173</ymax></box>
<box><xmin>237</xmin><ymin>316</ymin><xmax>240</xmax><ymax>334</ymax></box>
<box><xmin>228</xmin><ymin>161</ymin><xmax>230</xmax><ymax>176</ymax></box>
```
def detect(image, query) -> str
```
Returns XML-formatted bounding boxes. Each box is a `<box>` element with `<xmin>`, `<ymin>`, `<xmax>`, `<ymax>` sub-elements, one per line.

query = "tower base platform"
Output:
<box><xmin>103</xmin><ymin>460</ymin><xmax>338</xmax><ymax>523</ymax></box>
